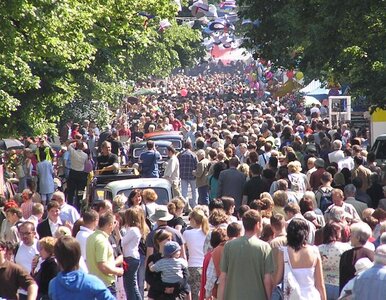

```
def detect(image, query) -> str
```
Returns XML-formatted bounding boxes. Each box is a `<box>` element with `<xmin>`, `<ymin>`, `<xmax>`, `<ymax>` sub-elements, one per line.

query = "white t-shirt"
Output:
<box><xmin>121</xmin><ymin>226</ymin><xmax>141</xmax><ymax>259</ymax></box>
<box><xmin>76</xmin><ymin>226</ymin><xmax>94</xmax><ymax>260</ymax></box>
<box><xmin>183</xmin><ymin>228</ymin><xmax>206</xmax><ymax>267</ymax></box>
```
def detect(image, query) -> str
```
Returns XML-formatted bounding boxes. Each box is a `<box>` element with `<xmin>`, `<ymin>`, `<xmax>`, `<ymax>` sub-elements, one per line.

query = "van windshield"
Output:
<box><xmin>372</xmin><ymin>140</ymin><xmax>386</xmax><ymax>159</ymax></box>
<box><xmin>119</xmin><ymin>187</ymin><xmax>170</xmax><ymax>205</ymax></box>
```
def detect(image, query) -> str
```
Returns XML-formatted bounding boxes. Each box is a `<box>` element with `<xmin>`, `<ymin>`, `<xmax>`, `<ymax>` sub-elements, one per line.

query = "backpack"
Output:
<box><xmin>317</xmin><ymin>187</ymin><xmax>333</xmax><ymax>213</ymax></box>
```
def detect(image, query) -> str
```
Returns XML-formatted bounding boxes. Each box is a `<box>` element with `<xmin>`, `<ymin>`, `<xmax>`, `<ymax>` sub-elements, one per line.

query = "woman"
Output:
<box><xmin>221</xmin><ymin>197</ymin><xmax>237</xmax><ymax>223</ymax></box>
<box><xmin>299</xmin><ymin>192</ymin><xmax>325</xmax><ymax>228</ymax></box>
<box><xmin>273</xmin><ymin>218</ymin><xmax>326</xmax><ymax>300</ymax></box>
<box><xmin>167</xmin><ymin>197</ymin><xmax>187</xmax><ymax>232</ymax></box>
<box><xmin>127</xmin><ymin>189</ymin><xmax>143</xmax><ymax>208</ymax></box>
<box><xmin>208</xmin><ymin>162</ymin><xmax>227</xmax><ymax>201</ymax></box>
<box><xmin>142</xmin><ymin>188</ymin><xmax>159</xmax><ymax>218</ymax></box>
<box><xmin>182</xmin><ymin>209</ymin><xmax>210</xmax><ymax>300</ymax></box>
<box><xmin>287</xmin><ymin>160</ymin><xmax>310</xmax><ymax>200</ymax></box>
<box><xmin>318</xmin><ymin>223</ymin><xmax>351</xmax><ymax>300</ymax></box>
<box><xmin>145</xmin><ymin>230</ymin><xmax>189</xmax><ymax>300</ymax></box>
<box><xmin>121</xmin><ymin>207</ymin><xmax>149</xmax><ymax>300</ymax></box>
<box><xmin>32</xmin><ymin>237</ymin><xmax>59</xmax><ymax>300</ymax></box>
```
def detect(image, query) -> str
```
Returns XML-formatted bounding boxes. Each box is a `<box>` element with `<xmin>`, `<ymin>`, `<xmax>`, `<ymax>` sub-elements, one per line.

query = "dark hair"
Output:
<box><xmin>54</xmin><ymin>236</ymin><xmax>81</xmax><ymax>272</ymax></box>
<box><xmin>196</xmin><ymin>139</ymin><xmax>205</xmax><ymax>150</ymax></box>
<box><xmin>287</xmin><ymin>218</ymin><xmax>309</xmax><ymax>251</ymax></box>
<box><xmin>249</xmin><ymin>163</ymin><xmax>263</xmax><ymax>176</ymax></box>
<box><xmin>221</xmin><ymin>197</ymin><xmax>235</xmax><ymax>215</ymax></box>
<box><xmin>47</xmin><ymin>200</ymin><xmax>60</xmax><ymax>211</ymax></box>
<box><xmin>210</xmin><ymin>227</ymin><xmax>228</xmax><ymax>248</ymax></box>
<box><xmin>242</xmin><ymin>209</ymin><xmax>261</xmax><ymax>232</ymax></box>
<box><xmin>184</xmin><ymin>141</ymin><xmax>192</xmax><ymax>149</ymax></box>
<box><xmin>354</xmin><ymin>156</ymin><xmax>364</xmax><ymax>166</ymax></box>
<box><xmin>72</xmin><ymin>218</ymin><xmax>84</xmax><ymax>237</ymax></box>
<box><xmin>352</xmin><ymin>177</ymin><xmax>363</xmax><ymax>189</ymax></box>
<box><xmin>270</xmin><ymin>214</ymin><xmax>286</xmax><ymax>231</ymax></box>
<box><xmin>321</xmin><ymin>172</ymin><xmax>332</xmax><ymax>183</ymax></box>
<box><xmin>208</xmin><ymin>208</ymin><xmax>228</xmax><ymax>226</ymax></box>
<box><xmin>238</xmin><ymin>205</ymin><xmax>250</xmax><ymax>220</ymax></box>
<box><xmin>146</xmin><ymin>140</ymin><xmax>155</xmax><ymax>150</ymax></box>
<box><xmin>82</xmin><ymin>209</ymin><xmax>99</xmax><ymax>225</ymax></box>
<box><xmin>212</xmin><ymin>162</ymin><xmax>227</xmax><ymax>180</ymax></box>
<box><xmin>167</xmin><ymin>145</ymin><xmax>176</xmax><ymax>154</ymax></box>
<box><xmin>98</xmin><ymin>212</ymin><xmax>115</xmax><ymax>228</ymax></box>
<box><xmin>153</xmin><ymin>229</ymin><xmax>172</xmax><ymax>252</ymax></box>
<box><xmin>268</xmin><ymin>156</ymin><xmax>278</xmax><ymax>169</ymax></box>
<box><xmin>260</xmin><ymin>224</ymin><xmax>274</xmax><ymax>242</ymax></box>
<box><xmin>208</xmin><ymin>199</ymin><xmax>224</xmax><ymax>212</ymax></box>
<box><xmin>227</xmin><ymin>222</ymin><xmax>242</xmax><ymax>238</ymax></box>
<box><xmin>128</xmin><ymin>189</ymin><xmax>142</xmax><ymax>206</ymax></box>
<box><xmin>299</xmin><ymin>197</ymin><xmax>314</xmax><ymax>215</ymax></box>
<box><xmin>322</xmin><ymin>222</ymin><xmax>342</xmax><ymax>244</ymax></box>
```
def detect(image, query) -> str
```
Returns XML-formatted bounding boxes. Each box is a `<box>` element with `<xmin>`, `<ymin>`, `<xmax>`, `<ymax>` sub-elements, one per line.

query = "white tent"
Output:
<box><xmin>300</xmin><ymin>79</ymin><xmax>322</xmax><ymax>94</ymax></box>
<box><xmin>303</xmin><ymin>96</ymin><xmax>321</xmax><ymax>107</ymax></box>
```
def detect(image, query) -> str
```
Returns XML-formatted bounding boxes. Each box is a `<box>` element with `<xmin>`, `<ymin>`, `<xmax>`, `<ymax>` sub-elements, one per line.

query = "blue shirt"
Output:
<box><xmin>139</xmin><ymin>150</ymin><xmax>161</xmax><ymax>178</ymax></box>
<box><xmin>352</xmin><ymin>264</ymin><xmax>386</xmax><ymax>300</ymax></box>
<box><xmin>178</xmin><ymin>149</ymin><xmax>197</xmax><ymax>180</ymax></box>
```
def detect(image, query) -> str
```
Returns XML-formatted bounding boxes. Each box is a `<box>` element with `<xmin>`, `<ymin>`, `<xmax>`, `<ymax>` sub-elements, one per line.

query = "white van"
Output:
<box><xmin>103</xmin><ymin>178</ymin><xmax>173</xmax><ymax>205</ymax></box>
<box><xmin>371</xmin><ymin>134</ymin><xmax>386</xmax><ymax>167</ymax></box>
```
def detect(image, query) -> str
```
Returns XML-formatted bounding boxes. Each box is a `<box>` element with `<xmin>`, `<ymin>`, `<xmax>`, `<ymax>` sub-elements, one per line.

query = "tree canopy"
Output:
<box><xmin>0</xmin><ymin>0</ymin><xmax>204</xmax><ymax>136</ymax></box>
<box><xmin>238</xmin><ymin>0</ymin><xmax>386</xmax><ymax>108</ymax></box>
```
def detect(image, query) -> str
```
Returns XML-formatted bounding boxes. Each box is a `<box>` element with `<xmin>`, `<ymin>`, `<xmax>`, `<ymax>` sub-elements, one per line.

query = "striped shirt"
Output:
<box><xmin>178</xmin><ymin>150</ymin><xmax>197</xmax><ymax>180</ymax></box>
<box><xmin>151</xmin><ymin>257</ymin><xmax>188</xmax><ymax>284</ymax></box>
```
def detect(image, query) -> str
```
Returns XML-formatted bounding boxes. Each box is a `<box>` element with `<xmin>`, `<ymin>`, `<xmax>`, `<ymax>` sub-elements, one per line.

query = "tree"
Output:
<box><xmin>238</xmin><ymin>0</ymin><xmax>386</xmax><ymax>108</ymax></box>
<box><xmin>0</xmin><ymin>0</ymin><xmax>204</xmax><ymax>136</ymax></box>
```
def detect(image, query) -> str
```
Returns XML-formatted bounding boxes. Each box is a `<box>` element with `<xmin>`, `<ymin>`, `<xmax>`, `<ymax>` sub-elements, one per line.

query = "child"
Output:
<box><xmin>149</xmin><ymin>241</ymin><xmax>188</xmax><ymax>291</ymax></box>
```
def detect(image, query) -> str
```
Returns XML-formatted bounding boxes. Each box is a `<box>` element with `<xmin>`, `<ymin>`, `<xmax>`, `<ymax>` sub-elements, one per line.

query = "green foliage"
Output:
<box><xmin>239</xmin><ymin>0</ymin><xmax>386</xmax><ymax>108</ymax></box>
<box><xmin>0</xmin><ymin>0</ymin><xmax>204</xmax><ymax>137</ymax></box>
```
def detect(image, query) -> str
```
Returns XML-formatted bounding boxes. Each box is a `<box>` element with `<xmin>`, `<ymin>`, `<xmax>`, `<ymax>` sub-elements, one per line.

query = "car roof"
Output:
<box><xmin>131</xmin><ymin>140</ymin><xmax>172</xmax><ymax>147</ymax></box>
<box><xmin>105</xmin><ymin>178</ymin><xmax>171</xmax><ymax>190</ymax></box>
<box><xmin>375</xmin><ymin>134</ymin><xmax>386</xmax><ymax>140</ymax></box>
<box><xmin>144</xmin><ymin>131</ymin><xmax>182</xmax><ymax>139</ymax></box>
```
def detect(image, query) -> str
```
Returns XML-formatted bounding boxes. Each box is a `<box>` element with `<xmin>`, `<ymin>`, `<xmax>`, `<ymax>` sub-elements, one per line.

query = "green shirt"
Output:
<box><xmin>220</xmin><ymin>235</ymin><xmax>274</xmax><ymax>300</ymax></box>
<box><xmin>86</xmin><ymin>229</ymin><xmax>115</xmax><ymax>286</ymax></box>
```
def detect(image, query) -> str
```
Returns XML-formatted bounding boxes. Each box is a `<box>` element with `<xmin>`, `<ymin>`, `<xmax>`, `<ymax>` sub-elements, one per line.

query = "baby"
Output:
<box><xmin>149</xmin><ymin>241</ymin><xmax>188</xmax><ymax>289</ymax></box>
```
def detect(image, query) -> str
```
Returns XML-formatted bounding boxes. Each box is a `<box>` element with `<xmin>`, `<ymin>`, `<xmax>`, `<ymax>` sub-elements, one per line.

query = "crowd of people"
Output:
<box><xmin>1</xmin><ymin>63</ymin><xmax>386</xmax><ymax>300</ymax></box>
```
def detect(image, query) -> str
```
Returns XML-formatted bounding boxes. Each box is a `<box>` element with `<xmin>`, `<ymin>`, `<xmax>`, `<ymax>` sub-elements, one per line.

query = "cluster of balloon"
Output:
<box><xmin>286</xmin><ymin>70</ymin><xmax>304</xmax><ymax>81</ymax></box>
<box><xmin>159</xmin><ymin>19</ymin><xmax>172</xmax><ymax>32</ymax></box>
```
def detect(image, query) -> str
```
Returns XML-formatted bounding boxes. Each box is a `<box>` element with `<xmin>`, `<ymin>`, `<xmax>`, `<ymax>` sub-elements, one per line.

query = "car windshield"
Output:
<box><xmin>118</xmin><ymin>187</ymin><xmax>169</xmax><ymax>205</ymax></box>
<box><xmin>372</xmin><ymin>140</ymin><xmax>386</xmax><ymax>159</ymax></box>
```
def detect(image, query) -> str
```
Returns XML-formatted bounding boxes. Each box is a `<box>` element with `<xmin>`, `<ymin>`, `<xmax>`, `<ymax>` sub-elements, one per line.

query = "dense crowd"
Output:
<box><xmin>1</xmin><ymin>64</ymin><xmax>386</xmax><ymax>300</ymax></box>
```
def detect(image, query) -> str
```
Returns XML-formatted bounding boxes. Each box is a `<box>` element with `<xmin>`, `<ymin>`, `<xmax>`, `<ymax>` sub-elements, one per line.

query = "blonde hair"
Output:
<box><xmin>113</xmin><ymin>194</ymin><xmax>127</xmax><ymax>213</ymax></box>
<box><xmin>167</xmin><ymin>197</ymin><xmax>185</xmax><ymax>215</ymax></box>
<box><xmin>189</xmin><ymin>209</ymin><xmax>210</xmax><ymax>235</ymax></box>
<box><xmin>39</xmin><ymin>236</ymin><xmax>57</xmax><ymax>256</ymax></box>
<box><xmin>237</xmin><ymin>163</ymin><xmax>250</xmax><ymax>177</ymax></box>
<box><xmin>142</xmin><ymin>189</ymin><xmax>158</xmax><ymax>203</ymax></box>
<box><xmin>260</xmin><ymin>192</ymin><xmax>273</xmax><ymax>202</ymax></box>
<box><xmin>125</xmin><ymin>207</ymin><xmax>150</xmax><ymax>238</ymax></box>
<box><xmin>54</xmin><ymin>226</ymin><xmax>72</xmax><ymax>238</ymax></box>
<box><xmin>273</xmin><ymin>190</ymin><xmax>288</xmax><ymax>207</ymax></box>
<box><xmin>287</xmin><ymin>160</ymin><xmax>302</xmax><ymax>173</ymax></box>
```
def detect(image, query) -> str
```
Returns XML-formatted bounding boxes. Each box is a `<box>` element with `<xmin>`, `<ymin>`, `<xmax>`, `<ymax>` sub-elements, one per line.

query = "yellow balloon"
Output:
<box><xmin>295</xmin><ymin>71</ymin><xmax>304</xmax><ymax>80</ymax></box>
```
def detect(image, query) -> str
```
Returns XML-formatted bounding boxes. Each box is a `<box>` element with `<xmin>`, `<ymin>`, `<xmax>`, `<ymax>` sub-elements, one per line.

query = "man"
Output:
<box><xmin>96</xmin><ymin>141</ymin><xmax>119</xmax><ymax>175</ymax></box>
<box><xmin>193</xmin><ymin>149</ymin><xmax>211</xmax><ymax>205</ymax></box>
<box><xmin>52</xmin><ymin>191</ymin><xmax>80</xmax><ymax>226</ymax></box>
<box><xmin>36</xmin><ymin>151</ymin><xmax>55</xmax><ymax>204</ymax></box>
<box><xmin>139</xmin><ymin>140</ymin><xmax>161</xmax><ymax>178</ymax></box>
<box><xmin>344</xmin><ymin>184</ymin><xmax>368</xmax><ymax>220</ymax></box>
<box><xmin>145</xmin><ymin>206</ymin><xmax>186</xmax><ymax>262</ymax></box>
<box><xmin>217</xmin><ymin>157</ymin><xmax>246</xmax><ymax>209</ymax></box>
<box><xmin>179</xmin><ymin>141</ymin><xmax>198</xmax><ymax>208</ymax></box>
<box><xmin>237</xmin><ymin>143</ymin><xmax>249</xmax><ymax>164</ymax></box>
<box><xmin>283</xmin><ymin>203</ymin><xmax>316</xmax><ymax>244</ymax></box>
<box><xmin>27</xmin><ymin>203</ymin><xmax>44</xmax><ymax>228</ymax></box>
<box><xmin>328</xmin><ymin>140</ymin><xmax>345</xmax><ymax>164</ymax></box>
<box><xmin>86</xmin><ymin>212</ymin><xmax>124</xmax><ymax>296</ymax></box>
<box><xmin>37</xmin><ymin>200</ymin><xmax>63</xmax><ymax>238</ymax></box>
<box><xmin>351</xmin><ymin>156</ymin><xmax>371</xmax><ymax>192</ymax></box>
<box><xmin>324</xmin><ymin>188</ymin><xmax>361</xmax><ymax>223</ymax></box>
<box><xmin>76</xmin><ymin>209</ymin><xmax>99</xmax><ymax>261</ymax></box>
<box><xmin>163</xmin><ymin>145</ymin><xmax>181</xmax><ymax>196</ymax></box>
<box><xmin>258</xmin><ymin>142</ymin><xmax>272</xmax><ymax>168</ymax></box>
<box><xmin>352</xmin><ymin>244</ymin><xmax>386</xmax><ymax>300</ymax></box>
<box><xmin>15</xmin><ymin>221</ymin><xmax>39</xmax><ymax>300</ymax></box>
<box><xmin>49</xmin><ymin>236</ymin><xmax>115</xmax><ymax>300</ymax></box>
<box><xmin>0</xmin><ymin>240</ymin><xmax>38</xmax><ymax>300</ymax></box>
<box><xmin>217</xmin><ymin>210</ymin><xmax>273</xmax><ymax>300</ymax></box>
<box><xmin>65</xmin><ymin>139</ymin><xmax>88</xmax><ymax>207</ymax></box>
<box><xmin>309</xmin><ymin>158</ymin><xmax>326</xmax><ymax>191</ymax></box>
<box><xmin>242</xmin><ymin>163</ymin><xmax>269</xmax><ymax>206</ymax></box>
<box><xmin>338</xmin><ymin>148</ymin><xmax>354</xmax><ymax>171</ymax></box>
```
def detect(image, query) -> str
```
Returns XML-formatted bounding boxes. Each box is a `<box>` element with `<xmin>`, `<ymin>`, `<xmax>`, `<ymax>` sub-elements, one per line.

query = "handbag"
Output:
<box><xmin>282</xmin><ymin>246</ymin><xmax>303</xmax><ymax>300</ymax></box>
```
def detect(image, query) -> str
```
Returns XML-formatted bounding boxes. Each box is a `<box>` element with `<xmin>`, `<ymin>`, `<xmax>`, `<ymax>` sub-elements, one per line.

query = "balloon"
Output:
<box><xmin>295</xmin><ymin>71</ymin><xmax>304</xmax><ymax>80</ymax></box>
<box><xmin>266</xmin><ymin>71</ymin><xmax>273</xmax><ymax>80</ymax></box>
<box><xmin>254</xmin><ymin>82</ymin><xmax>260</xmax><ymax>90</ymax></box>
<box><xmin>180</xmin><ymin>89</ymin><xmax>188</xmax><ymax>97</ymax></box>
<box><xmin>286</xmin><ymin>70</ymin><xmax>294</xmax><ymax>79</ymax></box>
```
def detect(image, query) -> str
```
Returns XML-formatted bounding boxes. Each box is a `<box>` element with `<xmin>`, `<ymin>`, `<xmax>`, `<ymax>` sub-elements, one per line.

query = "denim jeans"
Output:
<box><xmin>123</xmin><ymin>257</ymin><xmax>142</xmax><ymax>300</ymax></box>
<box><xmin>197</xmin><ymin>186</ymin><xmax>209</xmax><ymax>205</ymax></box>
<box><xmin>181</xmin><ymin>179</ymin><xmax>197</xmax><ymax>208</ymax></box>
<box><xmin>137</xmin><ymin>253</ymin><xmax>146</xmax><ymax>299</ymax></box>
<box><xmin>325</xmin><ymin>284</ymin><xmax>339</xmax><ymax>300</ymax></box>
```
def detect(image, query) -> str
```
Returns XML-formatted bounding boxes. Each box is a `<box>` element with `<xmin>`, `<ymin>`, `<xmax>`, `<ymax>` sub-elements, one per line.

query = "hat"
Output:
<box><xmin>314</xmin><ymin>158</ymin><xmax>325</xmax><ymax>168</ymax></box>
<box><xmin>163</xmin><ymin>241</ymin><xmax>181</xmax><ymax>257</ymax></box>
<box><xmin>150</xmin><ymin>206</ymin><xmax>173</xmax><ymax>222</ymax></box>
<box><xmin>354</xmin><ymin>258</ymin><xmax>373</xmax><ymax>275</ymax></box>
<box><xmin>296</xmin><ymin>125</ymin><xmax>305</xmax><ymax>132</ymax></box>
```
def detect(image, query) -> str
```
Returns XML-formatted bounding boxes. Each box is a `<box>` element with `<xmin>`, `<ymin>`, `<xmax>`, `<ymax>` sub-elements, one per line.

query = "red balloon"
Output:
<box><xmin>180</xmin><ymin>89</ymin><xmax>188</xmax><ymax>97</ymax></box>
<box><xmin>286</xmin><ymin>70</ymin><xmax>294</xmax><ymax>79</ymax></box>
